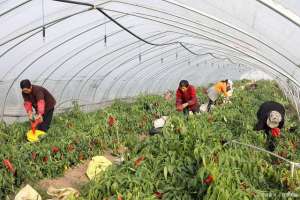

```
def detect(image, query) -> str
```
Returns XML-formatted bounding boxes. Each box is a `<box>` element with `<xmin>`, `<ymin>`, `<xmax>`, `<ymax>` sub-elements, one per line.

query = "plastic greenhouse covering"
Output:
<box><xmin>1</xmin><ymin>0</ymin><xmax>300</xmax><ymax>123</ymax></box>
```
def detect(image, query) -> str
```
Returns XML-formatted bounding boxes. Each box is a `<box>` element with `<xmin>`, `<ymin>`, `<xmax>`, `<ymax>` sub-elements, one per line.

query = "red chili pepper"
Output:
<box><xmin>67</xmin><ymin>144</ymin><xmax>75</xmax><ymax>152</ymax></box>
<box><xmin>3</xmin><ymin>159</ymin><xmax>15</xmax><ymax>174</ymax></box>
<box><xmin>117</xmin><ymin>194</ymin><xmax>123</xmax><ymax>200</ymax></box>
<box><xmin>134</xmin><ymin>156</ymin><xmax>145</xmax><ymax>167</ymax></box>
<box><xmin>271</xmin><ymin>128</ymin><xmax>280</xmax><ymax>137</ymax></box>
<box><xmin>31</xmin><ymin>119</ymin><xmax>42</xmax><ymax>134</ymax></box>
<box><xmin>78</xmin><ymin>152</ymin><xmax>84</xmax><ymax>161</ymax></box>
<box><xmin>51</xmin><ymin>146</ymin><xmax>60</xmax><ymax>154</ymax></box>
<box><xmin>31</xmin><ymin>122</ymin><xmax>36</xmax><ymax>134</ymax></box>
<box><xmin>43</xmin><ymin>156</ymin><xmax>48</xmax><ymax>163</ymax></box>
<box><xmin>154</xmin><ymin>192</ymin><xmax>163</xmax><ymax>199</ymax></box>
<box><xmin>31</xmin><ymin>152</ymin><xmax>37</xmax><ymax>160</ymax></box>
<box><xmin>203</xmin><ymin>175</ymin><xmax>214</xmax><ymax>185</ymax></box>
<box><xmin>108</xmin><ymin>116</ymin><xmax>116</xmax><ymax>127</ymax></box>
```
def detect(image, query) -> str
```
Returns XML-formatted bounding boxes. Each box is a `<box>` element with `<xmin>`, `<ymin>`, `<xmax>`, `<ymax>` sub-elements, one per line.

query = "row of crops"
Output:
<box><xmin>1</xmin><ymin>80</ymin><xmax>300</xmax><ymax>199</ymax></box>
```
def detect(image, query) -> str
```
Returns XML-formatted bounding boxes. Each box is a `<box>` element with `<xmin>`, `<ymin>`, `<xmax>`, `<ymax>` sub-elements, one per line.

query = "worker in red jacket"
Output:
<box><xmin>20</xmin><ymin>79</ymin><xmax>56</xmax><ymax>132</ymax></box>
<box><xmin>176</xmin><ymin>80</ymin><xmax>200</xmax><ymax>116</ymax></box>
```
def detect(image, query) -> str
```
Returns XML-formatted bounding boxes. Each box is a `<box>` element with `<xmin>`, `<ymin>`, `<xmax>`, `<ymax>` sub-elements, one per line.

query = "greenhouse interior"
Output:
<box><xmin>1</xmin><ymin>0</ymin><xmax>300</xmax><ymax>199</ymax></box>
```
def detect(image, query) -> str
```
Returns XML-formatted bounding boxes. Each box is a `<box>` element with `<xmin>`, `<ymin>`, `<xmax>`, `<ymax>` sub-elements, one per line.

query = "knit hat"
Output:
<box><xmin>267</xmin><ymin>111</ymin><xmax>282</xmax><ymax>128</ymax></box>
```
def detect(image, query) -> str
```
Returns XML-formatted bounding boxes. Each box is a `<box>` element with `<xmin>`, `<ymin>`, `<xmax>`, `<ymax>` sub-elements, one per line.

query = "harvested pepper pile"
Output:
<box><xmin>1</xmin><ymin>80</ymin><xmax>300</xmax><ymax>199</ymax></box>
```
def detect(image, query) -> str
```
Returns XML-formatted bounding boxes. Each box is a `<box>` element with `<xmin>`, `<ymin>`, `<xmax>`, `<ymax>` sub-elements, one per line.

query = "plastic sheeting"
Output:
<box><xmin>0</xmin><ymin>0</ymin><xmax>299</xmax><ymax>122</ymax></box>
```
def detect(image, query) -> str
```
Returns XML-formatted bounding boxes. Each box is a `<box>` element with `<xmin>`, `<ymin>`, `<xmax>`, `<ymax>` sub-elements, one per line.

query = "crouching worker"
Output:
<box><xmin>21</xmin><ymin>79</ymin><xmax>56</xmax><ymax>132</ymax></box>
<box><xmin>164</xmin><ymin>90</ymin><xmax>173</xmax><ymax>101</ymax></box>
<box><xmin>207</xmin><ymin>79</ymin><xmax>232</xmax><ymax>112</ymax></box>
<box><xmin>224</xmin><ymin>80</ymin><xmax>233</xmax><ymax>104</ymax></box>
<box><xmin>176</xmin><ymin>80</ymin><xmax>200</xmax><ymax>116</ymax></box>
<box><xmin>149</xmin><ymin>116</ymin><xmax>168</xmax><ymax>136</ymax></box>
<box><xmin>254</xmin><ymin>101</ymin><xmax>285</xmax><ymax>151</ymax></box>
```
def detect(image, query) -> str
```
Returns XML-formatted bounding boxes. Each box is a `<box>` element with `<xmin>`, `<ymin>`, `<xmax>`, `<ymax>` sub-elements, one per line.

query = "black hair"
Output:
<box><xmin>179</xmin><ymin>80</ymin><xmax>189</xmax><ymax>88</ymax></box>
<box><xmin>222</xmin><ymin>79</ymin><xmax>231</xmax><ymax>92</ymax></box>
<box><xmin>20</xmin><ymin>79</ymin><xmax>31</xmax><ymax>89</ymax></box>
<box><xmin>221</xmin><ymin>79</ymin><xmax>229</xmax><ymax>84</ymax></box>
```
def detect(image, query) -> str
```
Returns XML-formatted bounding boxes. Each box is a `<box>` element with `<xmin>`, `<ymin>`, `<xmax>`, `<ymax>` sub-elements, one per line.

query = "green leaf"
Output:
<box><xmin>164</xmin><ymin>166</ymin><xmax>168</xmax><ymax>180</ymax></box>
<box><xmin>168</xmin><ymin>165</ymin><xmax>174</xmax><ymax>175</ymax></box>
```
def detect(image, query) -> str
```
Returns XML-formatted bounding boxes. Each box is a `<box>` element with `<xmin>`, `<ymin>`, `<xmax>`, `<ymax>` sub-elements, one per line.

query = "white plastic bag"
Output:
<box><xmin>15</xmin><ymin>184</ymin><xmax>42</xmax><ymax>200</ymax></box>
<box><xmin>200</xmin><ymin>103</ymin><xmax>208</xmax><ymax>113</ymax></box>
<box><xmin>47</xmin><ymin>186</ymin><xmax>79</xmax><ymax>200</ymax></box>
<box><xmin>86</xmin><ymin>156</ymin><xmax>112</xmax><ymax>180</ymax></box>
<box><xmin>153</xmin><ymin>116</ymin><xmax>168</xmax><ymax>128</ymax></box>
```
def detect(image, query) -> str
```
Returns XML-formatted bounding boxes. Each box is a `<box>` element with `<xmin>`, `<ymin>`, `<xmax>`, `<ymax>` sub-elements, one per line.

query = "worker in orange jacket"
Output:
<box><xmin>207</xmin><ymin>79</ymin><xmax>232</xmax><ymax>112</ymax></box>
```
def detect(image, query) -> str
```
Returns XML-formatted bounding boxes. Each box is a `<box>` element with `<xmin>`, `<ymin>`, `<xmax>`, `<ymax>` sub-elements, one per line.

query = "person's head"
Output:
<box><xmin>267</xmin><ymin>111</ymin><xmax>282</xmax><ymax>128</ymax></box>
<box><xmin>179</xmin><ymin>80</ymin><xmax>189</xmax><ymax>92</ymax></box>
<box><xmin>220</xmin><ymin>79</ymin><xmax>229</xmax><ymax>84</ymax></box>
<box><xmin>227</xmin><ymin>79</ymin><xmax>233</xmax><ymax>91</ymax></box>
<box><xmin>164</xmin><ymin>90</ymin><xmax>172</xmax><ymax>100</ymax></box>
<box><xmin>20</xmin><ymin>79</ymin><xmax>32</xmax><ymax>94</ymax></box>
<box><xmin>221</xmin><ymin>79</ymin><xmax>232</xmax><ymax>91</ymax></box>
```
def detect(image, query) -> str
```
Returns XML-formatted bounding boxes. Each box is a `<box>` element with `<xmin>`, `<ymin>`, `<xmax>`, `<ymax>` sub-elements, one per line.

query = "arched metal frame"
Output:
<box><xmin>57</xmin><ymin>32</ymin><xmax>182</xmax><ymax>102</ymax></box>
<box><xmin>0</xmin><ymin>0</ymin><xmax>300</xmax><ymax>120</ymax></box>
<box><xmin>112</xmin><ymin>46</ymin><xmax>257</xmax><ymax>99</ymax></box>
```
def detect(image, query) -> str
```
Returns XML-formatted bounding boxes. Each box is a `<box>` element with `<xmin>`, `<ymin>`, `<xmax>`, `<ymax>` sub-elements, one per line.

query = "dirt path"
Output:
<box><xmin>38</xmin><ymin>160</ymin><xmax>90</xmax><ymax>191</ymax></box>
<box><xmin>38</xmin><ymin>150</ymin><xmax>121</xmax><ymax>191</ymax></box>
<box><xmin>36</xmin><ymin>134</ymin><xmax>149</xmax><ymax>196</ymax></box>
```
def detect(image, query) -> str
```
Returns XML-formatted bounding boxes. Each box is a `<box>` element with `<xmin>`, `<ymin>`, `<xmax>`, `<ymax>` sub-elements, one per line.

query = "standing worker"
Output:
<box><xmin>254</xmin><ymin>101</ymin><xmax>285</xmax><ymax>151</ymax></box>
<box><xmin>21</xmin><ymin>79</ymin><xmax>56</xmax><ymax>132</ymax></box>
<box><xmin>207</xmin><ymin>79</ymin><xmax>232</xmax><ymax>112</ymax></box>
<box><xmin>176</xmin><ymin>80</ymin><xmax>200</xmax><ymax>116</ymax></box>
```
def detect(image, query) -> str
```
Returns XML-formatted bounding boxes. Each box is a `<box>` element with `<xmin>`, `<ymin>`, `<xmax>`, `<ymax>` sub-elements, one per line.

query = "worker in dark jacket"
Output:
<box><xmin>149</xmin><ymin>116</ymin><xmax>168</xmax><ymax>136</ymax></box>
<box><xmin>20</xmin><ymin>79</ymin><xmax>56</xmax><ymax>132</ymax></box>
<box><xmin>176</xmin><ymin>80</ymin><xmax>200</xmax><ymax>116</ymax></box>
<box><xmin>254</xmin><ymin>101</ymin><xmax>285</xmax><ymax>151</ymax></box>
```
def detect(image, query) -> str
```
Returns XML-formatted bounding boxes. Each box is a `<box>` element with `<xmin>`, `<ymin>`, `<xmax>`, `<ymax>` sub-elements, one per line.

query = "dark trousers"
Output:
<box><xmin>255</xmin><ymin>122</ymin><xmax>277</xmax><ymax>152</ymax></box>
<box><xmin>149</xmin><ymin>127</ymin><xmax>162</xmax><ymax>136</ymax></box>
<box><xmin>207</xmin><ymin>99</ymin><xmax>215</xmax><ymax>112</ymax></box>
<box><xmin>183</xmin><ymin>107</ymin><xmax>189</xmax><ymax>116</ymax></box>
<box><xmin>37</xmin><ymin>108</ymin><xmax>54</xmax><ymax>132</ymax></box>
<box><xmin>264</xmin><ymin>130</ymin><xmax>277</xmax><ymax>152</ymax></box>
